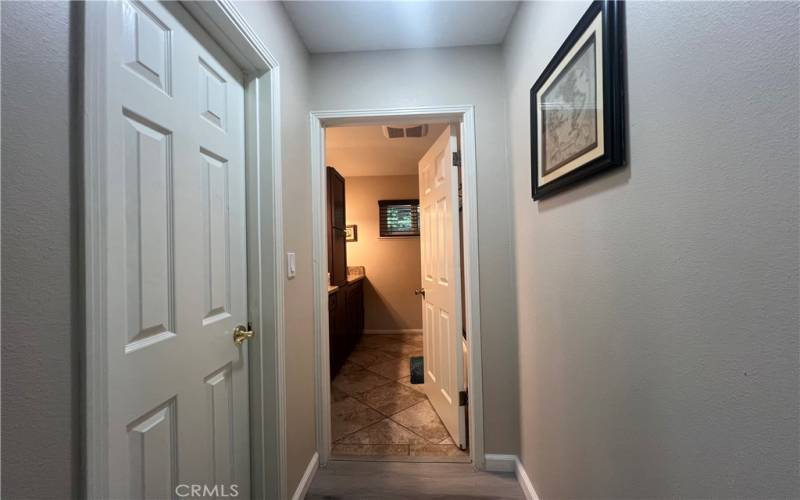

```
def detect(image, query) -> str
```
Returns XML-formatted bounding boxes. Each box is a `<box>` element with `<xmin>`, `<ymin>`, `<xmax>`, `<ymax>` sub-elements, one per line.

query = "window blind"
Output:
<box><xmin>378</xmin><ymin>199</ymin><xmax>420</xmax><ymax>237</ymax></box>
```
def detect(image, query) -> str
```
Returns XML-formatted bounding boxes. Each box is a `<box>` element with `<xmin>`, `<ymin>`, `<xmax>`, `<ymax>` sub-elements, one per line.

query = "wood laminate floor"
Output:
<box><xmin>306</xmin><ymin>460</ymin><xmax>525</xmax><ymax>500</ymax></box>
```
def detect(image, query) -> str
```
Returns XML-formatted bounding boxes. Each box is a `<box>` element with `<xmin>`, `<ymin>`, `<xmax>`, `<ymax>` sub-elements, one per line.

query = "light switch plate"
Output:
<box><xmin>287</xmin><ymin>252</ymin><xmax>296</xmax><ymax>279</ymax></box>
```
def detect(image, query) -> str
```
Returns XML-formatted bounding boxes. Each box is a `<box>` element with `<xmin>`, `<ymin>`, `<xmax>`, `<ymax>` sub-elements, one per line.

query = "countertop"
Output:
<box><xmin>328</xmin><ymin>273</ymin><xmax>365</xmax><ymax>294</ymax></box>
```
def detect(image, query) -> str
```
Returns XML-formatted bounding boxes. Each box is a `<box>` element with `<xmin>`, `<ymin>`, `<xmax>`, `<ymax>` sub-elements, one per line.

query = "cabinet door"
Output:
<box><xmin>345</xmin><ymin>281</ymin><xmax>363</xmax><ymax>346</ymax></box>
<box><xmin>331</xmin><ymin>228</ymin><xmax>347</xmax><ymax>285</ymax></box>
<box><xmin>355</xmin><ymin>282</ymin><xmax>364</xmax><ymax>334</ymax></box>
<box><xmin>329</xmin><ymin>290</ymin><xmax>348</xmax><ymax>377</ymax></box>
<box><xmin>348</xmin><ymin>281</ymin><xmax>364</xmax><ymax>338</ymax></box>
<box><xmin>328</xmin><ymin>292</ymin><xmax>338</xmax><ymax>377</ymax></box>
<box><xmin>327</xmin><ymin>167</ymin><xmax>347</xmax><ymax>285</ymax></box>
<box><xmin>327</xmin><ymin>167</ymin><xmax>346</xmax><ymax>228</ymax></box>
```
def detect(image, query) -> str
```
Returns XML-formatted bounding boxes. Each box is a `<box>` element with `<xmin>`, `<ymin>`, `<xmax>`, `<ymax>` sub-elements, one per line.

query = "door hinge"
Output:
<box><xmin>459</xmin><ymin>390</ymin><xmax>468</xmax><ymax>407</ymax></box>
<box><xmin>452</xmin><ymin>152</ymin><xmax>461</xmax><ymax>167</ymax></box>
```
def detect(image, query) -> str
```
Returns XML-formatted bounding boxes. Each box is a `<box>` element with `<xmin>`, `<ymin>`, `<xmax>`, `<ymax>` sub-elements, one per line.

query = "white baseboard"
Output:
<box><xmin>514</xmin><ymin>457</ymin><xmax>540</xmax><ymax>500</ymax></box>
<box><xmin>363</xmin><ymin>329</ymin><xmax>422</xmax><ymax>335</ymax></box>
<box><xmin>290</xmin><ymin>451</ymin><xmax>319</xmax><ymax>500</ymax></box>
<box><xmin>484</xmin><ymin>454</ymin><xmax>540</xmax><ymax>500</ymax></box>
<box><xmin>484</xmin><ymin>454</ymin><xmax>517</xmax><ymax>472</ymax></box>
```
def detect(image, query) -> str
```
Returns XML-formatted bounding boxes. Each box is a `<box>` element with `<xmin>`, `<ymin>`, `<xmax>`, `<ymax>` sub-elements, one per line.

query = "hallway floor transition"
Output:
<box><xmin>307</xmin><ymin>460</ymin><xmax>524</xmax><ymax>499</ymax></box>
<box><xmin>331</xmin><ymin>333</ymin><xmax>468</xmax><ymax>459</ymax></box>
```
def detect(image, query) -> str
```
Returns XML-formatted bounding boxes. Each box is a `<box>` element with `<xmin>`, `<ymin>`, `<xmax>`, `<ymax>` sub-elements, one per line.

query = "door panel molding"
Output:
<box><xmin>309</xmin><ymin>105</ymin><xmax>485</xmax><ymax>469</ymax></box>
<box><xmin>84</xmin><ymin>1</ymin><xmax>287</xmax><ymax>498</ymax></box>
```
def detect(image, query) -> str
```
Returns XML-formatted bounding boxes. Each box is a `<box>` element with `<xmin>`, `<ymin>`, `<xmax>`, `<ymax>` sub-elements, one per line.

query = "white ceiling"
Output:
<box><xmin>326</xmin><ymin>123</ymin><xmax>447</xmax><ymax>177</ymax></box>
<box><xmin>283</xmin><ymin>1</ymin><xmax>520</xmax><ymax>54</ymax></box>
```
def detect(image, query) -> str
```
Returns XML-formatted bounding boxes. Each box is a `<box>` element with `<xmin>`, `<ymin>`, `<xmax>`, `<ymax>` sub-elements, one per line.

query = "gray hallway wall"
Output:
<box><xmin>1</xmin><ymin>1</ymin><xmax>83</xmax><ymax>498</ymax></box>
<box><xmin>504</xmin><ymin>1</ymin><xmax>800</xmax><ymax>497</ymax></box>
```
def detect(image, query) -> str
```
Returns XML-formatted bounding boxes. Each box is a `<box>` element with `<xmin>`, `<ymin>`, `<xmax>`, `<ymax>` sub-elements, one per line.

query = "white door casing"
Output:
<box><xmin>102</xmin><ymin>1</ymin><xmax>249</xmax><ymax>497</ymax></box>
<box><xmin>418</xmin><ymin>125</ymin><xmax>466</xmax><ymax>447</ymax></box>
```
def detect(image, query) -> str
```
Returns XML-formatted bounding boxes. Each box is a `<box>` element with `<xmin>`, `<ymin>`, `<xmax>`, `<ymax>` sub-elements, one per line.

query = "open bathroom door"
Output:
<box><xmin>417</xmin><ymin>125</ymin><xmax>466</xmax><ymax>448</ymax></box>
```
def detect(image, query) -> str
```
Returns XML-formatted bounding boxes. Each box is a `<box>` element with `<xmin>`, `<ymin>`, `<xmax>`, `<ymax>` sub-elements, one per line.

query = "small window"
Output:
<box><xmin>379</xmin><ymin>199</ymin><xmax>420</xmax><ymax>237</ymax></box>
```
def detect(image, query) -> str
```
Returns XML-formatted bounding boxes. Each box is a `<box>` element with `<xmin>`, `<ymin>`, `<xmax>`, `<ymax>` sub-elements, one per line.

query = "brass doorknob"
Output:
<box><xmin>414</xmin><ymin>288</ymin><xmax>425</xmax><ymax>298</ymax></box>
<box><xmin>233</xmin><ymin>325</ymin><xmax>255</xmax><ymax>345</ymax></box>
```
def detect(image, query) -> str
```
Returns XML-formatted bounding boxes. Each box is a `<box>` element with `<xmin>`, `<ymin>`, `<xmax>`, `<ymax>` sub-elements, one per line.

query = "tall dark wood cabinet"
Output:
<box><xmin>327</xmin><ymin>167</ymin><xmax>347</xmax><ymax>286</ymax></box>
<box><xmin>326</xmin><ymin>166</ymin><xmax>365</xmax><ymax>378</ymax></box>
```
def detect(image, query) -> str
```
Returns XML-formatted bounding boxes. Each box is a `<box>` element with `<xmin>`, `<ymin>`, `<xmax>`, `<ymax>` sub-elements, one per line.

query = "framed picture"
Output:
<box><xmin>345</xmin><ymin>225</ymin><xmax>357</xmax><ymax>242</ymax></box>
<box><xmin>530</xmin><ymin>0</ymin><xmax>626</xmax><ymax>200</ymax></box>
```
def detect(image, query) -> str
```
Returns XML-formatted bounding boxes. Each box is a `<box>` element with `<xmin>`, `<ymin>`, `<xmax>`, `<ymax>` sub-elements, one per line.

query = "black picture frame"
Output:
<box><xmin>345</xmin><ymin>225</ymin><xmax>357</xmax><ymax>242</ymax></box>
<box><xmin>530</xmin><ymin>0</ymin><xmax>626</xmax><ymax>200</ymax></box>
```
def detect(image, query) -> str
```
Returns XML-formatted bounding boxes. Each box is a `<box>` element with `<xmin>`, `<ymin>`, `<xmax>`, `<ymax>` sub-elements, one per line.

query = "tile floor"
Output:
<box><xmin>330</xmin><ymin>333</ymin><xmax>468</xmax><ymax>459</ymax></box>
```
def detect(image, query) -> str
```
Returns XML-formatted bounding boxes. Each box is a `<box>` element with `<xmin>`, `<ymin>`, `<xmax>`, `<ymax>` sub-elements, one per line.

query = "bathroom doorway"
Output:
<box><xmin>312</xmin><ymin>107</ymin><xmax>483</xmax><ymax>465</ymax></box>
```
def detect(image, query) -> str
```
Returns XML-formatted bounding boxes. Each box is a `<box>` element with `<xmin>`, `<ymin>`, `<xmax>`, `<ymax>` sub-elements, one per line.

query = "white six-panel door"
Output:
<box><xmin>418</xmin><ymin>125</ymin><xmax>466</xmax><ymax>448</ymax></box>
<box><xmin>102</xmin><ymin>1</ymin><xmax>249</xmax><ymax>497</ymax></box>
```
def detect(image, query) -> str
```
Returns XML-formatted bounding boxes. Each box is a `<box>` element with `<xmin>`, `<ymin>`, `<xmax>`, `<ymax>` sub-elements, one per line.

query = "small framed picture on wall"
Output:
<box><xmin>345</xmin><ymin>225</ymin><xmax>358</xmax><ymax>242</ymax></box>
<box><xmin>530</xmin><ymin>0</ymin><xmax>626</xmax><ymax>200</ymax></box>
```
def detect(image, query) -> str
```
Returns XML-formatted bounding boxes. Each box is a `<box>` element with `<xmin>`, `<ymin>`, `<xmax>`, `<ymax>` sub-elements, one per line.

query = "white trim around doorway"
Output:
<box><xmin>83</xmin><ymin>1</ymin><xmax>287</xmax><ymax>498</ymax></box>
<box><xmin>309</xmin><ymin>105</ymin><xmax>485</xmax><ymax>469</ymax></box>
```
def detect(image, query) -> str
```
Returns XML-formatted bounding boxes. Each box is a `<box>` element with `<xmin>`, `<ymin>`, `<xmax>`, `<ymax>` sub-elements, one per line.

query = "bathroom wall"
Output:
<box><xmin>342</xmin><ymin>175</ymin><xmax>423</xmax><ymax>332</ymax></box>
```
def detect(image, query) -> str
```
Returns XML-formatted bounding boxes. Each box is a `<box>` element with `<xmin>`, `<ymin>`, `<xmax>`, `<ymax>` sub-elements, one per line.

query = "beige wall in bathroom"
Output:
<box><xmin>341</xmin><ymin>175</ymin><xmax>422</xmax><ymax>331</ymax></box>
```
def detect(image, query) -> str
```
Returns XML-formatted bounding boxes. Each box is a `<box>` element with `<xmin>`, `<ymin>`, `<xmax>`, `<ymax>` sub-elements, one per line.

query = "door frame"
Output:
<box><xmin>83</xmin><ymin>1</ymin><xmax>288</xmax><ymax>498</ymax></box>
<box><xmin>309</xmin><ymin>106</ymin><xmax>485</xmax><ymax>469</ymax></box>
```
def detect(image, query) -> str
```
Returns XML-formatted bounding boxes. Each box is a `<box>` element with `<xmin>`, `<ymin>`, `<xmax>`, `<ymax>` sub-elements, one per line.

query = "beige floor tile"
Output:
<box><xmin>330</xmin><ymin>334</ymin><xmax>469</xmax><ymax>460</ymax></box>
<box><xmin>376</xmin><ymin>341</ymin><xmax>422</xmax><ymax>359</ymax></box>
<box><xmin>397</xmin><ymin>333</ymin><xmax>423</xmax><ymax>347</ymax></box>
<box><xmin>339</xmin><ymin>361</ymin><xmax>363</xmax><ymax>375</ymax></box>
<box><xmin>358</xmin><ymin>381</ymin><xmax>426</xmax><ymax>416</ymax></box>
<box><xmin>347</xmin><ymin>347</ymin><xmax>395</xmax><ymax>367</ymax></box>
<box><xmin>365</xmin><ymin>358</ymin><xmax>411</xmax><ymax>381</ymax></box>
<box><xmin>338</xmin><ymin>418</ymin><xmax>427</xmax><ymax>445</ymax></box>
<box><xmin>390</xmin><ymin>400</ymin><xmax>450</xmax><ymax>443</ymax></box>
<box><xmin>331</xmin><ymin>443</ymin><xmax>410</xmax><ymax>457</ymax></box>
<box><xmin>331</xmin><ymin>397</ymin><xmax>384</xmax><ymax>442</ymax></box>
<box><xmin>399</xmin><ymin>378</ymin><xmax>425</xmax><ymax>393</ymax></box>
<box><xmin>332</xmin><ymin>367</ymin><xmax>392</xmax><ymax>396</ymax></box>
<box><xmin>409</xmin><ymin>443</ymin><xmax>468</xmax><ymax>457</ymax></box>
<box><xmin>356</xmin><ymin>335</ymin><xmax>405</xmax><ymax>348</ymax></box>
<box><xmin>331</xmin><ymin>386</ymin><xmax>349</xmax><ymax>403</ymax></box>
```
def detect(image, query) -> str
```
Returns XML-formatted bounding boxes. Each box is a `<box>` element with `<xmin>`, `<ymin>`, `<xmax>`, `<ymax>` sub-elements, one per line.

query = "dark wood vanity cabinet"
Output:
<box><xmin>329</xmin><ymin>279</ymin><xmax>364</xmax><ymax>377</ymax></box>
<box><xmin>328</xmin><ymin>288</ymin><xmax>347</xmax><ymax>376</ymax></box>
<box><xmin>345</xmin><ymin>279</ymin><xmax>364</xmax><ymax>337</ymax></box>
<box><xmin>327</xmin><ymin>167</ymin><xmax>347</xmax><ymax>286</ymax></box>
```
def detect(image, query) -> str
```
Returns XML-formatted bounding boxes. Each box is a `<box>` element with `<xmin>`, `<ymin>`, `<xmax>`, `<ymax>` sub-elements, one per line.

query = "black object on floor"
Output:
<box><xmin>410</xmin><ymin>356</ymin><xmax>424</xmax><ymax>384</ymax></box>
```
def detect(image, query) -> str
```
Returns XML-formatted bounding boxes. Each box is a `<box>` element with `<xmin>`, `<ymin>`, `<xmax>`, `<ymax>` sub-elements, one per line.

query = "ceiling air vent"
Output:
<box><xmin>382</xmin><ymin>124</ymin><xmax>429</xmax><ymax>139</ymax></box>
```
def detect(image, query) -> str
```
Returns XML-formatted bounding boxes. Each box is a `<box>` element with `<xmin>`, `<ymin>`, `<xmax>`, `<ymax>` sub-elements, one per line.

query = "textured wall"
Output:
<box><xmin>504</xmin><ymin>1</ymin><xmax>800</xmax><ymax>497</ymax></box>
<box><xmin>311</xmin><ymin>46</ymin><xmax>521</xmax><ymax>455</ymax></box>
<box><xmin>343</xmin><ymin>175</ymin><xmax>423</xmax><ymax>331</ymax></box>
<box><xmin>1</xmin><ymin>2</ymin><xmax>83</xmax><ymax>498</ymax></box>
